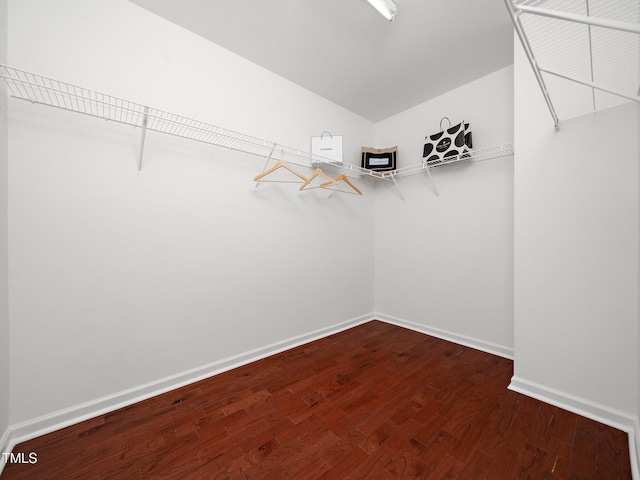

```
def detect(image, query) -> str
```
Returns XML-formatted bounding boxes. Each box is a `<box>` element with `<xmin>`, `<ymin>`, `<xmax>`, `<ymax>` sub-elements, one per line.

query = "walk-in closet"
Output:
<box><xmin>0</xmin><ymin>1</ymin><xmax>639</xmax><ymax>478</ymax></box>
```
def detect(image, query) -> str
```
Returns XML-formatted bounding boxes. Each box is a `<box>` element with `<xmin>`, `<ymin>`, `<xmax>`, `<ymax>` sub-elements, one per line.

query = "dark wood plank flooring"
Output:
<box><xmin>2</xmin><ymin>321</ymin><xmax>632</xmax><ymax>479</ymax></box>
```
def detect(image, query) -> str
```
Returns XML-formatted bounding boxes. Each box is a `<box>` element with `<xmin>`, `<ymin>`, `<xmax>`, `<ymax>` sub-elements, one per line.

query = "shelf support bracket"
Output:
<box><xmin>137</xmin><ymin>106</ymin><xmax>149</xmax><ymax>175</ymax></box>
<box><xmin>503</xmin><ymin>0</ymin><xmax>560</xmax><ymax>131</ymax></box>
<box><xmin>388</xmin><ymin>173</ymin><xmax>405</xmax><ymax>201</ymax></box>
<box><xmin>423</xmin><ymin>162</ymin><xmax>439</xmax><ymax>197</ymax></box>
<box><xmin>540</xmin><ymin>68</ymin><xmax>640</xmax><ymax>104</ymax></box>
<box><xmin>254</xmin><ymin>143</ymin><xmax>277</xmax><ymax>190</ymax></box>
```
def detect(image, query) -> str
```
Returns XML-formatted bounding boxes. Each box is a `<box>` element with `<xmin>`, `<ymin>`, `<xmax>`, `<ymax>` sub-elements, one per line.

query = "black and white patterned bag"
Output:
<box><xmin>423</xmin><ymin>117</ymin><xmax>472</xmax><ymax>164</ymax></box>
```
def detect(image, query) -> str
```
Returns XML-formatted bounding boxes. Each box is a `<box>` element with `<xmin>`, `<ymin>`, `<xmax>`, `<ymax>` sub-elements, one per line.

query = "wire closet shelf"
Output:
<box><xmin>0</xmin><ymin>64</ymin><xmax>513</xmax><ymax>186</ymax></box>
<box><xmin>504</xmin><ymin>0</ymin><xmax>640</xmax><ymax>129</ymax></box>
<box><xmin>0</xmin><ymin>64</ymin><xmax>332</xmax><ymax>167</ymax></box>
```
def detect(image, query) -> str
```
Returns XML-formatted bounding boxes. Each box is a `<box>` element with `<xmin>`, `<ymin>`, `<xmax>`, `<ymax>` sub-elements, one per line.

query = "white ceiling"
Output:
<box><xmin>130</xmin><ymin>0</ymin><xmax>514</xmax><ymax>122</ymax></box>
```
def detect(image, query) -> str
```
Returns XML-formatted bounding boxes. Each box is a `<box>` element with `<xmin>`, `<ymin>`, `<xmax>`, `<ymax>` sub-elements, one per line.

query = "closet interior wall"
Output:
<box><xmin>513</xmin><ymin>35</ymin><xmax>639</xmax><ymax>438</ymax></box>
<box><xmin>0</xmin><ymin>0</ymin><xmax>10</xmax><ymax>453</ymax></box>
<box><xmin>7</xmin><ymin>0</ymin><xmax>375</xmax><ymax>427</ymax></box>
<box><xmin>374</xmin><ymin>66</ymin><xmax>515</xmax><ymax>358</ymax></box>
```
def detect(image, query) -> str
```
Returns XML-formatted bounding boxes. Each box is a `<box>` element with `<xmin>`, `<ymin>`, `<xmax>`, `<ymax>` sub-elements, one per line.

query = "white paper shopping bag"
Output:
<box><xmin>311</xmin><ymin>131</ymin><xmax>343</xmax><ymax>164</ymax></box>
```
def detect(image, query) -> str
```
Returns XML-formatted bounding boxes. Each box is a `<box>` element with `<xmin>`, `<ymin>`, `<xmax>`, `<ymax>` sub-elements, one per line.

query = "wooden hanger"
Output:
<box><xmin>253</xmin><ymin>160</ymin><xmax>309</xmax><ymax>183</ymax></box>
<box><xmin>299</xmin><ymin>168</ymin><xmax>336</xmax><ymax>191</ymax></box>
<box><xmin>320</xmin><ymin>174</ymin><xmax>362</xmax><ymax>196</ymax></box>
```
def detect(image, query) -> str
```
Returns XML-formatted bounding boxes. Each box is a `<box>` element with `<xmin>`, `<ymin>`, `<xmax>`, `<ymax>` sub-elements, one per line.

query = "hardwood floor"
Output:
<box><xmin>2</xmin><ymin>321</ymin><xmax>632</xmax><ymax>479</ymax></box>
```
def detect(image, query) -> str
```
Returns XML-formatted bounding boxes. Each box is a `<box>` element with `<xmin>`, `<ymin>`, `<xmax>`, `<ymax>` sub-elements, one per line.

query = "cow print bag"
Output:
<box><xmin>423</xmin><ymin>117</ymin><xmax>472</xmax><ymax>164</ymax></box>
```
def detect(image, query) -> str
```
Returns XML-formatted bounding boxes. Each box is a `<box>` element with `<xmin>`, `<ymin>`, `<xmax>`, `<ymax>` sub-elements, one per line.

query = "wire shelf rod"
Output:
<box><xmin>517</xmin><ymin>4</ymin><xmax>640</xmax><ymax>34</ymax></box>
<box><xmin>522</xmin><ymin>0</ymin><xmax>639</xmax><ymax>25</ymax></box>
<box><xmin>1</xmin><ymin>82</ymin><xmax>146</xmax><ymax>123</ymax></box>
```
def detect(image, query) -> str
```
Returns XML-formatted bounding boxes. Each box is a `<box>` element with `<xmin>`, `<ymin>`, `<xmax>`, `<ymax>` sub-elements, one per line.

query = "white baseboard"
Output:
<box><xmin>0</xmin><ymin>425</ymin><xmax>10</xmax><ymax>477</ymax></box>
<box><xmin>2</xmin><ymin>312</ymin><xmax>512</xmax><ymax>460</ymax></box>
<box><xmin>375</xmin><ymin>313</ymin><xmax>514</xmax><ymax>360</ymax></box>
<box><xmin>3</xmin><ymin>314</ymin><xmax>637</xmax><ymax>479</ymax></box>
<box><xmin>3</xmin><ymin>313</ymin><xmax>376</xmax><ymax>456</ymax></box>
<box><xmin>509</xmin><ymin>375</ymin><xmax>640</xmax><ymax>480</ymax></box>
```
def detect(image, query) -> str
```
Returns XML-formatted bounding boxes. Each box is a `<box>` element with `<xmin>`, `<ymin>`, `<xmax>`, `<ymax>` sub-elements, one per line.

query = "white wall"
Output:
<box><xmin>7</xmin><ymin>0</ymin><xmax>375</xmax><ymax>425</ymax></box>
<box><xmin>513</xmin><ymin>37</ymin><xmax>639</xmax><ymax>424</ymax></box>
<box><xmin>373</xmin><ymin>67</ymin><xmax>515</xmax><ymax>356</ymax></box>
<box><xmin>0</xmin><ymin>0</ymin><xmax>10</xmax><ymax>455</ymax></box>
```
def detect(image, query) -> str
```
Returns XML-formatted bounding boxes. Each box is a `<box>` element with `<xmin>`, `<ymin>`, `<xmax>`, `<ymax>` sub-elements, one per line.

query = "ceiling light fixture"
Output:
<box><xmin>366</xmin><ymin>0</ymin><xmax>398</xmax><ymax>21</ymax></box>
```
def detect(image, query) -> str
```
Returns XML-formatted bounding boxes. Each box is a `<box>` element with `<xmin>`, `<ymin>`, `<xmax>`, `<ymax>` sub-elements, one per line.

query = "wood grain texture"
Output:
<box><xmin>2</xmin><ymin>321</ymin><xmax>632</xmax><ymax>479</ymax></box>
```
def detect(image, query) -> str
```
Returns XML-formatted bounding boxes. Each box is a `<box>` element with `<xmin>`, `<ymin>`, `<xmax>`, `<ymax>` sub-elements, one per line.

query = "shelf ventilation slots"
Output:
<box><xmin>504</xmin><ymin>0</ymin><xmax>640</xmax><ymax>129</ymax></box>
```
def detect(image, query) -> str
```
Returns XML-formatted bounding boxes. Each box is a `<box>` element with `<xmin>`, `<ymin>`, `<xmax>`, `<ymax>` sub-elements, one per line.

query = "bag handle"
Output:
<box><xmin>439</xmin><ymin>117</ymin><xmax>452</xmax><ymax>132</ymax></box>
<box><xmin>320</xmin><ymin>131</ymin><xmax>333</xmax><ymax>139</ymax></box>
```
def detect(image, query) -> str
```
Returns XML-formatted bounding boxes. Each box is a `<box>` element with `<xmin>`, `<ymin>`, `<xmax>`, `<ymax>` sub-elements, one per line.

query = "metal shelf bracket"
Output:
<box><xmin>137</xmin><ymin>106</ymin><xmax>149</xmax><ymax>175</ymax></box>
<box><xmin>253</xmin><ymin>143</ymin><xmax>277</xmax><ymax>190</ymax></box>
<box><xmin>503</xmin><ymin>0</ymin><xmax>560</xmax><ymax>130</ymax></box>
<box><xmin>423</xmin><ymin>163</ymin><xmax>439</xmax><ymax>197</ymax></box>
<box><xmin>389</xmin><ymin>173</ymin><xmax>405</xmax><ymax>201</ymax></box>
